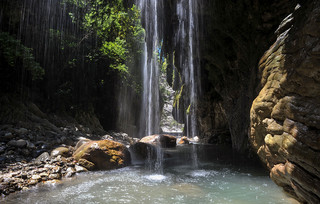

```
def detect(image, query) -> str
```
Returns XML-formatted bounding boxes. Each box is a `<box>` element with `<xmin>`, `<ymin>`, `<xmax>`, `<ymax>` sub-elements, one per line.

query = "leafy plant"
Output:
<box><xmin>0</xmin><ymin>32</ymin><xmax>44</xmax><ymax>80</ymax></box>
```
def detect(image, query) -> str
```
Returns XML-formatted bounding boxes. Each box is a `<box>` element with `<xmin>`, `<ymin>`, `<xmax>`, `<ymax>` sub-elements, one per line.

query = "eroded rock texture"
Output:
<box><xmin>250</xmin><ymin>1</ymin><xmax>320</xmax><ymax>203</ymax></box>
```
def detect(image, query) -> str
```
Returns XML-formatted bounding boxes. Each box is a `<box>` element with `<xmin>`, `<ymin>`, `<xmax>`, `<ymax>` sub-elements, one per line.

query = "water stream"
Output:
<box><xmin>138</xmin><ymin>0</ymin><xmax>161</xmax><ymax>137</ymax></box>
<box><xmin>2</xmin><ymin>145</ymin><xmax>295</xmax><ymax>204</ymax></box>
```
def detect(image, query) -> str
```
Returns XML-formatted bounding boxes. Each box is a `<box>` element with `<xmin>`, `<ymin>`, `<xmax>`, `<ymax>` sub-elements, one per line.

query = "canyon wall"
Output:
<box><xmin>250</xmin><ymin>1</ymin><xmax>320</xmax><ymax>203</ymax></box>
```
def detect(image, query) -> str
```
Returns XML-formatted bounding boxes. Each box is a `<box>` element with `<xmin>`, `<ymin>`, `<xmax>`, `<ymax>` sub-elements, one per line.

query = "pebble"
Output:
<box><xmin>31</xmin><ymin>175</ymin><xmax>41</xmax><ymax>180</ymax></box>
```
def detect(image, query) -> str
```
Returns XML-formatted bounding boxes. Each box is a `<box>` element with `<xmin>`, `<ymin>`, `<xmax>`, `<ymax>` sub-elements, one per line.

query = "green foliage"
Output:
<box><xmin>67</xmin><ymin>0</ymin><xmax>144</xmax><ymax>74</ymax></box>
<box><xmin>0</xmin><ymin>32</ymin><xmax>44</xmax><ymax>80</ymax></box>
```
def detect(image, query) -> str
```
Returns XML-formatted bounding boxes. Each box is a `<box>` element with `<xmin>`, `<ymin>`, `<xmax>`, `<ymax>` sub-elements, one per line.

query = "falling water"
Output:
<box><xmin>138</xmin><ymin>0</ymin><xmax>163</xmax><ymax>173</ymax></box>
<box><xmin>138</xmin><ymin>0</ymin><xmax>161</xmax><ymax>137</ymax></box>
<box><xmin>176</xmin><ymin>0</ymin><xmax>201</xmax><ymax>168</ymax></box>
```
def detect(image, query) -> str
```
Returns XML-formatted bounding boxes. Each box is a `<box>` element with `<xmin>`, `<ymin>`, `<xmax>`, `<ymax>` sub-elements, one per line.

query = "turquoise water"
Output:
<box><xmin>2</xmin><ymin>145</ymin><xmax>295</xmax><ymax>204</ymax></box>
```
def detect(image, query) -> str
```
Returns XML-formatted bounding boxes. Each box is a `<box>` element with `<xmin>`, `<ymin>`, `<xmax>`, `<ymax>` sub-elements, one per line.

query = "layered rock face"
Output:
<box><xmin>250</xmin><ymin>1</ymin><xmax>320</xmax><ymax>203</ymax></box>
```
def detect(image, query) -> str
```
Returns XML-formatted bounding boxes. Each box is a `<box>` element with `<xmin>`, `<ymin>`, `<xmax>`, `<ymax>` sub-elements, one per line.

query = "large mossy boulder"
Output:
<box><xmin>73</xmin><ymin>140</ymin><xmax>130</xmax><ymax>170</ymax></box>
<box><xmin>140</xmin><ymin>134</ymin><xmax>177</xmax><ymax>148</ymax></box>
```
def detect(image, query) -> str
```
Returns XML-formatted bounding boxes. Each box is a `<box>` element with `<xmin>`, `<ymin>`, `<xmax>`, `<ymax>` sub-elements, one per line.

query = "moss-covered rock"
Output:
<box><xmin>73</xmin><ymin>140</ymin><xmax>130</xmax><ymax>170</ymax></box>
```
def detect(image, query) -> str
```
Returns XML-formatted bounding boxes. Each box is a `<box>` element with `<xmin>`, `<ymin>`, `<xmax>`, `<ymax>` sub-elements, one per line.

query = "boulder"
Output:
<box><xmin>140</xmin><ymin>134</ymin><xmax>176</xmax><ymax>148</ymax></box>
<box><xmin>73</xmin><ymin>140</ymin><xmax>130</xmax><ymax>170</ymax></box>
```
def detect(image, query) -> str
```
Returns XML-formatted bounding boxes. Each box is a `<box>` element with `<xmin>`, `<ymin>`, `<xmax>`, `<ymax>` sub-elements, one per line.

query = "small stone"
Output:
<box><xmin>28</xmin><ymin>179</ymin><xmax>38</xmax><ymax>185</ymax></box>
<box><xmin>75</xmin><ymin>165</ymin><xmax>88</xmax><ymax>173</ymax></box>
<box><xmin>35</xmin><ymin>152</ymin><xmax>50</xmax><ymax>163</ymax></box>
<box><xmin>31</xmin><ymin>175</ymin><xmax>41</xmax><ymax>180</ymax></box>
<box><xmin>16</xmin><ymin>128</ymin><xmax>28</xmax><ymax>135</ymax></box>
<box><xmin>26</xmin><ymin>141</ymin><xmax>35</xmax><ymax>149</ymax></box>
<box><xmin>50</xmin><ymin>147</ymin><xmax>70</xmax><ymax>158</ymax></box>
<box><xmin>39</xmin><ymin>172</ymin><xmax>49</xmax><ymax>177</ymax></box>
<box><xmin>65</xmin><ymin>167</ymin><xmax>75</xmax><ymax>178</ymax></box>
<box><xmin>22</xmin><ymin>186</ymin><xmax>29</xmax><ymax>191</ymax></box>
<box><xmin>51</xmin><ymin>166</ymin><xmax>61</xmax><ymax>174</ymax></box>
<box><xmin>48</xmin><ymin>173</ymin><xmax>61</xmax><ymax>180</ymax></box>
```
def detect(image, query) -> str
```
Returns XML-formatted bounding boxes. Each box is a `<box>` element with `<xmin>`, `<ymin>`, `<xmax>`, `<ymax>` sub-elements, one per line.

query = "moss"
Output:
<box><xmin>173</xmin><ymin>84</ymin><xmax>184</xmax><ymax>108</ymax></box>
<box><xmin>73</xmin><ymin>140</ymin><xmax>129</xmax><ymax>170</ymax></box>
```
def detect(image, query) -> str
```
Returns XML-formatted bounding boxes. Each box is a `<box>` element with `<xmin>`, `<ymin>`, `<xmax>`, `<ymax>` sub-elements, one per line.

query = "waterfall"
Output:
<box><xmin>176</xmin><ymin>0</ymin><xmax>201</xmax><ymax>138</ymax></box>
<box><xmin>176</xmin><ymin>0</ymin><xmax>201</xmax><ymax>168</ymax></box>
<box><xmin>138</xmin><ymin>0</ymin><xmax>163</xmax><ymax>173</ymax></box>
<box><xmin>137</xmin><ymin>0</ymin><xmax>201</xmax><ymax>170</ymax></box>
<box><xmin>138</xmin><ymin>0</ymin><xmax>161</xmax><ymax>137</ymax></box>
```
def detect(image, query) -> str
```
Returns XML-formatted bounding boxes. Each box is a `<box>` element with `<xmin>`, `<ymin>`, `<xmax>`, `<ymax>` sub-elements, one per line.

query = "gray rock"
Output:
<box><xmin>7</xmin><ymin>139</ymin><xmax>27</xmax><ymax>148</ymax></box>
<box><xmin>75</xmin><ymin>165</ymin><xmax>88</xmax><ymax>173</ymax></box>
<box><xmin>16</xmin><ymin>139</ymin><xmax>27</xmax><ymax>148</ymax></box>
<box><xmin>15</xmin><ymin>128</ymin><xmax>28</xmax><ymax>135</ymax></box>
<box><xmin>35</xmin><ymin>152</ymin><xmax>50</xmax><ymax>163</ymax></box>
<box><xmin>65</xmin><ymin>167</ymin><xmax>75</xmax><ymax>178</ymax></box>
<box><xmin>26</xmin><ymin>141</ymin><xmax>35</xmax><ymax>149</ymax></box>
<box><xmin>49</xmin><ymin>173</ymin><xmax>61</xmax><ymax>180</ymax></box>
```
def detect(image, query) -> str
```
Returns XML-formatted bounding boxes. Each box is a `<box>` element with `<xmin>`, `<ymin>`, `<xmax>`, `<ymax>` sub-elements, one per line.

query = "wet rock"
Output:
<box><xmin>140</xmin><ymin>134</ymin><xmax>177</xmax><ymax>148</ymax></box>
<box><xmin>28</xmin><ymin>179</ymin><xmax>38</xmax><ymax>186</ymax></box>
<box><xmin>65</xmin><ymin>167</ymin><xmax>75</xmax><ymax>178</ymax></box>
<box><xmin>51</xmin><ymin>147</ymin><xmax>71</xmax><ymax>158</ymax></box>
<box><xmin>129</xmin><ymin>142</ymin><xmax>157</xmax><ymax>161</ymax></box>
<box><xmin>49</xmin><ymin>173</ymin><xmax>61</xmax><ymax>180</ymax></box>
<box><xmin>73</xmin><ymin>140</ymin><xmax>130</xmax><ymax>170</ymax></box>
<box><xmin>75</xmin><ymin>165</ymin><xmax>88</xmax><ymax>173</ymax></box>
<box><xmin>178</xmin><ymin>136</ymin><xmax>190</xmax><ymax>145</ymax></box>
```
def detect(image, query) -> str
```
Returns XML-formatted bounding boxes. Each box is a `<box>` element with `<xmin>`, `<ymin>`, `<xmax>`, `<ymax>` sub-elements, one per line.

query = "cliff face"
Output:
<box><xmin>250</xmin><ymin>1</ymin><xmax>320</xmax><ymax>203</ymax></box>
<box><xmin>196</xmin><ymin>0</ymin><xmax>299</xmax><ymax>151</ymax></box>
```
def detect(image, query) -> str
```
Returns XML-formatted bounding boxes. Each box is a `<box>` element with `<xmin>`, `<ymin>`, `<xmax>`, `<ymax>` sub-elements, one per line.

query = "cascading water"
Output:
<box><xmin>138</xmin><ymin>0</ymin><xmax>163</xmax><ymax>173</ymax></box>
<box><xmin>176</xmin><ymin>0</ymin><xmax>201</xmax><ymax>168</ymax></box>
<box><xmin>138</xmin><ymin>0</ymin><xmax>161</xmax><ymax>137</ymax></box>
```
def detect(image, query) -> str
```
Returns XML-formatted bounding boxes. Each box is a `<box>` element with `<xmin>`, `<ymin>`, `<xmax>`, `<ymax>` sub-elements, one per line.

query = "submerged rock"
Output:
<box><xmin>73</xmin><ymin>140</ymin><xmax>130</xmax><ymax>170</ymax></box>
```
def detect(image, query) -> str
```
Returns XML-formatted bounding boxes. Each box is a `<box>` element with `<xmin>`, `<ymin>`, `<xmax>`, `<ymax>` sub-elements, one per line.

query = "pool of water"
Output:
<box><xmin>2</xmin><ymin>145</ymin><xmax>295</xmax><ymax>204</ymax></box>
